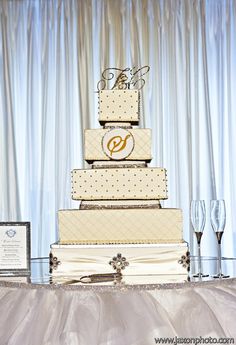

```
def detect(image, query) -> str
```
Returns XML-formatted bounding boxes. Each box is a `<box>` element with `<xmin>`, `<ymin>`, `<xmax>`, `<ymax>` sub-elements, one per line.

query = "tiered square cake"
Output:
<box><xmin>50</xmin><ymin>67</ymin><xmax>189</xmax><ymax>282</ymax></box>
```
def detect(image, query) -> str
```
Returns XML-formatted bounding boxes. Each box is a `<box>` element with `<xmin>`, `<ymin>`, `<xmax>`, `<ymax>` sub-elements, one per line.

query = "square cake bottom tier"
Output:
<box><xmin>58</xmin><ymin>208</ymin><xmax>183</xmax><ymax>244</ymax></box>
<box><xmin>50</xmin><ymin>242</ymin><xmax>189</xmax><ymax>280</ymax></box>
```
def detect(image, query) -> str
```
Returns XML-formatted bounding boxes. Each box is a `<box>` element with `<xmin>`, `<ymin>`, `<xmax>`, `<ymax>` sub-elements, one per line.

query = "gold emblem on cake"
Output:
<box><xmin>107</xmin><ymin>134</ymin><xmax>131</xmax><ymax>156</ymax></box>
<box><xmin>102</xmin><ymin>128</ymin><xmax>135</xmax><ymax>160</ymax></box>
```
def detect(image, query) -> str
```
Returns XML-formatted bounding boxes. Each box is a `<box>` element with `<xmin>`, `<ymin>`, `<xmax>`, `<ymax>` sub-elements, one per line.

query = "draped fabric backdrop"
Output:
<box><xmin>0</xmin><ymin>0</ymin><xmax>235</xmax><ymax>267</ymax></box>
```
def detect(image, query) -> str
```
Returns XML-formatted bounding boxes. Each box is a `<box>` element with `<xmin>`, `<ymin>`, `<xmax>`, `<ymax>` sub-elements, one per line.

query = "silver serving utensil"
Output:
<box><xmin>61</xmin><ymin>272</ymin><xmax>122</xmax><ymax>285</ymax></box>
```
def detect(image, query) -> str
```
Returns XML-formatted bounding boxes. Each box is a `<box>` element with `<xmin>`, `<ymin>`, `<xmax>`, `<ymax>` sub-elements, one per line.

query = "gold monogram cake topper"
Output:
<box><xmin>97</xmin><ymin>66</ymin><xmax>150</xmax><ymax>91</ymax></box>
<box><xmin>102</xmin><ymin>128</ymin><xmax>135</xmax><ymax>160</ymax></box>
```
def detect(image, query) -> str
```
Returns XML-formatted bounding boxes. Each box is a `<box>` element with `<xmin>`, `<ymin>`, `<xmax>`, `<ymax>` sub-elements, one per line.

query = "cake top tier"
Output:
<box><xmin>97</xmin><ymin>66</ymin><xmax>150</xmax><ymax>125</ymax></box>
<box><xmin>98</xmin><ymin>89</ymin><xmax>140</xmax><ymax>124</ymax></box>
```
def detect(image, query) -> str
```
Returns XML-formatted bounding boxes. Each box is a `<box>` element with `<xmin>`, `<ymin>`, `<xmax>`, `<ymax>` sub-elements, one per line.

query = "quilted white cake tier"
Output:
<box><xmin>84</xmin><ymin>128</ymin><xmax>152</xmax><ymax>162</ymax></box>
<box><xmin>58</xmin><ymin>208</ymin><xmax>183</xmax><ymax>244</ymax></box>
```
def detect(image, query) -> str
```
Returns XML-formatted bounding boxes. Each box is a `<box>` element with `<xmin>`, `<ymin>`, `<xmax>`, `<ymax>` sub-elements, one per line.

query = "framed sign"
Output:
<box><xmin>0</xmin><ymin>222</ymin><xmax>31</xmax><ymax>275</ymax></box>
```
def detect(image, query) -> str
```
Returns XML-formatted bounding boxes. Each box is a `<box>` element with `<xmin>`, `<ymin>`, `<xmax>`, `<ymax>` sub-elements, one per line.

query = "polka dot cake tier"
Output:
<box><xmin>98</xmin><ymin>89</ymin><xmax>140</xmax><ymax>124</ymax></box>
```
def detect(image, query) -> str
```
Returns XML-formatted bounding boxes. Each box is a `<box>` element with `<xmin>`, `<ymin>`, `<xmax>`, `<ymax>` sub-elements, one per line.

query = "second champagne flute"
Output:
<box><xmin>191</xmin><ymin>200</ymin><xmax>209</xmax><ymax>278</ymax></box>
<box><xmin>210</xmin><ymin>199</ymin><xmax>229</xmax><ymax>278</ymax></box>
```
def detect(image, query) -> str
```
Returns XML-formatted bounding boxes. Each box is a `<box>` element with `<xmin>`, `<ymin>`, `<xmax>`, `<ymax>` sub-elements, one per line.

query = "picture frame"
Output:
<box><xmin>0</xmin><ymin>222</ymin><xmax>31</xmax><ymax>276</ymax></box>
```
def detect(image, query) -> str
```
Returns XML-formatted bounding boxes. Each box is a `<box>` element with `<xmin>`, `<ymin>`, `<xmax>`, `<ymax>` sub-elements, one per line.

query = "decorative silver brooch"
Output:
<box><xmin>49</xmin><ymin>253</ymin><xmax>61</xmax><ymax>271</ymax></box>
<box><xmin>178</xmin><ymin>251</ymin><xmax>190</xmax><ymax>271</ymax></box>
<box><xmin>109</xmin><ymin>253</ymin><xmax>129</xmax><ymax>273</ymax></box>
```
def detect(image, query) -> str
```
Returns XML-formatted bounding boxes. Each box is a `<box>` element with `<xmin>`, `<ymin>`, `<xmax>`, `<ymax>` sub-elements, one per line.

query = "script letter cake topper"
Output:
<box><xmin>97</xmin><ymin>66</ymin><xmax>150</xmax><ymax>91</ymax></box>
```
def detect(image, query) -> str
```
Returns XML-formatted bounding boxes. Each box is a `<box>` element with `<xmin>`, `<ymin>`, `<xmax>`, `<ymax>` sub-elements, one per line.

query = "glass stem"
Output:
<box><xmin>218</xmin><ymin>242</ymin><xmax>222</xmax><ymax>276</ymax></box>
<box><xmin>198</xmin><ymin>243</ymin><xmax>202</xmax><ymax>276</ymax></box>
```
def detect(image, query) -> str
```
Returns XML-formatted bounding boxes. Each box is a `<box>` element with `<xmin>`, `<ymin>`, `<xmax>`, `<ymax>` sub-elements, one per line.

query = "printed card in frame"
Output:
<box><xmin>0</xmin><ymin>222</ymin><xmax>31</xmax><ymax>276</ymax></box>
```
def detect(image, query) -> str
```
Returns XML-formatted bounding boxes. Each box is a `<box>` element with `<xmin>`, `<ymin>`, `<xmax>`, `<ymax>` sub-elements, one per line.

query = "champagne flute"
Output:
<box><xmin>191</xmin><ymin>200</ymin><xmax>209</xmax><ymax>278</ymax></box>
<box><xmin>210</xmin><ymin>200</ymin><xmax>229</xmax><ymax>278</ymax></box>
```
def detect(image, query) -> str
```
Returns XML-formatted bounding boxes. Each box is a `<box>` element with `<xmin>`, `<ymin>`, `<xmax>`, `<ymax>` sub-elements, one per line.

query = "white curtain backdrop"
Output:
<box><xmin>0</xmin><ymin>0</ymin><xmax>236</xmax><ymax>265</ymax></box>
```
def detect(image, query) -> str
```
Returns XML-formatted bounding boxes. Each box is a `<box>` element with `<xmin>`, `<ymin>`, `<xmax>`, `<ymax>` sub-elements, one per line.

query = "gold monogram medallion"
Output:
<box><xmin>102</xmin><ymin>128</ymin><xmax>135</xmax><ymax>160</ymax></box>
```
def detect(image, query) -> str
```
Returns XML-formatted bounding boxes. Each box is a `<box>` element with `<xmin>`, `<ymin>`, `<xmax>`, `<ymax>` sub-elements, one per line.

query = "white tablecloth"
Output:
<box><xmin>0</xmin><ymin>279</ymin><xmax>236</xmax><ymax>345</ymax></box>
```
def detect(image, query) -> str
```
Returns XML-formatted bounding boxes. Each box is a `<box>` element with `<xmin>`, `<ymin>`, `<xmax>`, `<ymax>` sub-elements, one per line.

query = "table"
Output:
<box><xmin>0</xmin><ymin>258</ymin><xmax>236</xmax><ymax>345</ymax></box>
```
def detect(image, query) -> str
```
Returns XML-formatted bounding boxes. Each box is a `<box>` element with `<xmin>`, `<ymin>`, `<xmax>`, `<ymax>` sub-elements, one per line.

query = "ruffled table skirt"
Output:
<box><xmin>0</xmin><ymin>279</ymin><xmax>236</xmax><ymax>345</ymax></box>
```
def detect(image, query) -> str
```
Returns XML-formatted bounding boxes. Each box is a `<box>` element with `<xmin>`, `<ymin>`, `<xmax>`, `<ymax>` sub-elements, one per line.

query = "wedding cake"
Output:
<box><xmin>50</xmin><ymin>67</ymin><xmax>189</xmax><ymax>282</ymax></box>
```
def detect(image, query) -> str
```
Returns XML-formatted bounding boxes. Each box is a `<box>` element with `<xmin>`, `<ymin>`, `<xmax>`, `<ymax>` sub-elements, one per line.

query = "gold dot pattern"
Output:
<box><xmin>71</xmin><ymin>168</ymin><xmax>167</xmax><ymax>200</ymax></box>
